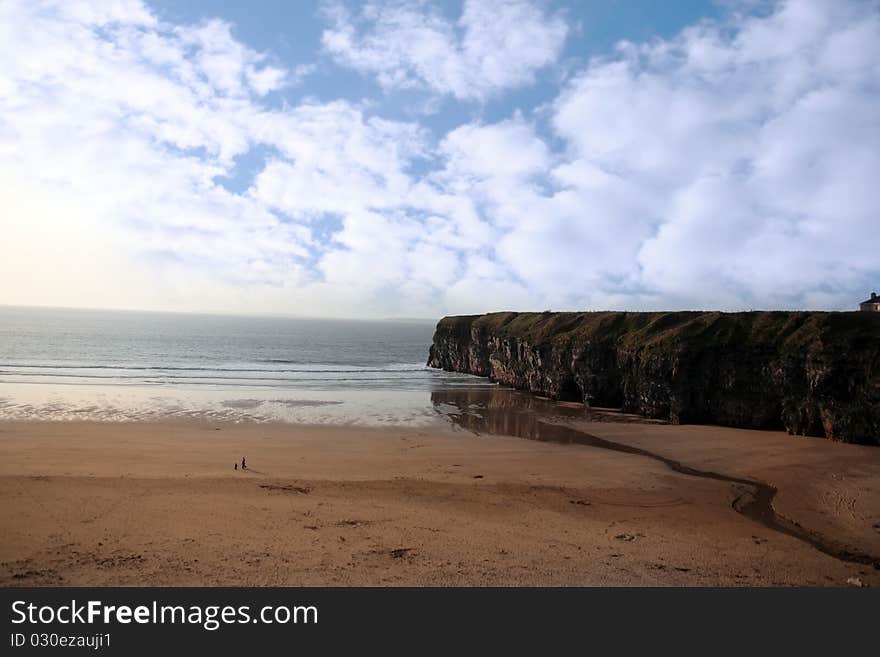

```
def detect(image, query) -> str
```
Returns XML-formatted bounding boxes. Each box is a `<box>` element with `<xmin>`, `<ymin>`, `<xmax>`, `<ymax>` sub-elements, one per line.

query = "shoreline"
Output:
<box><xmin>2</xmin><ymin>418</ymin><xmax>878</xmax><ymax>586</ymax></box>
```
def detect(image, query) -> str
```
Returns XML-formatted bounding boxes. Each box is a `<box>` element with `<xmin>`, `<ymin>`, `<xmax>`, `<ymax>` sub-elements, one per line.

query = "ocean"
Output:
<box><xmin>0</xmin><ymin>306</ymin><xmax>495</xmax><ymax>426</ymax></box>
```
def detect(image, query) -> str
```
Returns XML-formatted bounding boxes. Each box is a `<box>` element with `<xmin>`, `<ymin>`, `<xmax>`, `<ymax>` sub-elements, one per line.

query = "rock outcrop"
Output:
<box><xmin>427</xmin><ymin>311</ymin><xmax>880</xmax><ymax>445</ymax></box>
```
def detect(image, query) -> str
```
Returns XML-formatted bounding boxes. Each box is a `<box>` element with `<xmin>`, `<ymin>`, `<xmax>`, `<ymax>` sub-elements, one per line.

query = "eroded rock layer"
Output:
<box><xmin>427</xmin><ymin>311</ymin><xmax>880</xmax><ymax>444</ymax></box>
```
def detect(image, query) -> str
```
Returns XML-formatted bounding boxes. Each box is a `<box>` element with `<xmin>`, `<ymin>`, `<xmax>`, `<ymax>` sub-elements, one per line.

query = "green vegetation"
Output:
<box><xmin>437</xmin><ymin>310</ymin><xmax>879</xmax><ymax>353</ymax></box>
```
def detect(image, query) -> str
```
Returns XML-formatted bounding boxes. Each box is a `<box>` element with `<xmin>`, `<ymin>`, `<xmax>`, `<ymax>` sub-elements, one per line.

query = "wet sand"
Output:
<box><xmin>1</xmin><ymin>417</ymin><xmax>878</xmax><ymax>586</ymax></box>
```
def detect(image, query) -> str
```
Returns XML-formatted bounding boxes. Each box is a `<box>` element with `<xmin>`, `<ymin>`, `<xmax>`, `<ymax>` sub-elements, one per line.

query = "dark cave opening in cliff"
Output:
<box><xmin>557</xmin><ymin>378</ymin><xmax>583</xmax><ymax>403</ymax></box>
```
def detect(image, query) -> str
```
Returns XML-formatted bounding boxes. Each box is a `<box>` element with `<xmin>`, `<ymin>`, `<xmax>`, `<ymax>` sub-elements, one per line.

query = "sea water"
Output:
<box><xmin>0</xmin><ymin>306</ymin><xmax>495</xmax><ymax>426</ymax></box>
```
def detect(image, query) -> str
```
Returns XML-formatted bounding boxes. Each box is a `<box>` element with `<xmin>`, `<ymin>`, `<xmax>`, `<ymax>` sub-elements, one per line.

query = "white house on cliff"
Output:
<box><xmin>860</xmin><ymin>292</ymin><xmax>880</xmax><ymax>312</ymax></box>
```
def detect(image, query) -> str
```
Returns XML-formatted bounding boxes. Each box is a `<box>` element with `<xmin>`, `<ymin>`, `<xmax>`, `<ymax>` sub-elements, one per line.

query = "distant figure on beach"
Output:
<box><xmin>234</xmin><ymin>462</ymin><xmax>237</xmax><ymax>471</ymax></box>
<box><xmin>242</xmin><ymin>456</ymin><xmax>247</xmax><ymax>470</ymax></box>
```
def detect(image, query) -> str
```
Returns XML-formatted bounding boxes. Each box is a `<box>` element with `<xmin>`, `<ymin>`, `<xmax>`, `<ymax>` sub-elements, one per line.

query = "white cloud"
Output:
<box><xmin>547</xmin><ymin>0</ymin><xmax>880</xmax><ymax>309</ymax></box>
<box><xmin>321</xmin><ymin>0</ymin><xmax>568</xmax><ymax>101</ymax></box>
<box><xmin>250</xmin><ymin>101</ymin><xmax>427</xmax><ymax>220</ymax></box>
<box><xmin>0</xmin><ymin>0</ymin><xmax>432</xmax><ymax>316</ymax></box>
<box><xmin>439</xmin><ymin>116</ymin><xmax>551</xmax><ymax>180</ymax></box>
<box><xmin>1</xmin><ymin>0</ymin><xmax>878</xmax><ymax>318</ymax></box>
<box><xmin>0</xmin><ymin>0</ymin><xmax>307</xmax><ymax>310</ymax></box>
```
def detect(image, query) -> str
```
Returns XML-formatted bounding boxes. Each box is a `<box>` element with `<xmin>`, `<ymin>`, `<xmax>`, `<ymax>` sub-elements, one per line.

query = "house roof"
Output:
<box><xmin>861</xmin><ymin>294</ymin><xmax>878</xmax><ymax>304</ymax></box>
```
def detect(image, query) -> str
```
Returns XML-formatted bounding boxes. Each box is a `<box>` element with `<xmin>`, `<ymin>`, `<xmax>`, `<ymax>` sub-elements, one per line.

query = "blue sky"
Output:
<box><xmin>148</xmin><ymin>0</ymin><xmax>723</xmax><ymax>192</ymax></box>
<box><xmin>1</xmin><ymin>1</ymin><xmax>878</xmax><ymax>317</ymax></box>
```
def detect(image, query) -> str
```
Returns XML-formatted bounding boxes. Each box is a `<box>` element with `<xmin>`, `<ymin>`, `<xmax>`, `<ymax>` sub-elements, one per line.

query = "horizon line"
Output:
<box><xmin>0</xmin><ymin>303</ymin><xmax>440</xmax><ymax>323</ymax></box>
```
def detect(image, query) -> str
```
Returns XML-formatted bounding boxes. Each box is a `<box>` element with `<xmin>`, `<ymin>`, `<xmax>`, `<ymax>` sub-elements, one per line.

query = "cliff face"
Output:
<box><xmin>427</xmin><ymin>311</ymin><xmax>880</xmax><ymax>445</ymax></box>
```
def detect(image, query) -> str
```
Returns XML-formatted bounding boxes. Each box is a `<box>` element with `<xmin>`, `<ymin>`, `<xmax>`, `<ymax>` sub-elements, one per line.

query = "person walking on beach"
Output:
<box><xmin>241</xmin><ymin>456</ymin><xmax>247</xmax><ymax>470</ymax></box>
<box><xmin>234</xmin><ymin>462</ymin><xmax>238</xmax><ymax>471</ymax></box>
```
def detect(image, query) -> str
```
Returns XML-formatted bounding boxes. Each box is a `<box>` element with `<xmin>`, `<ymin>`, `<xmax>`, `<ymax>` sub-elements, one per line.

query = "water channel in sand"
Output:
<box><xmin>431</xmin><ymin>387</ymin><xmax>880</xmax><ymax>569</ymax></box>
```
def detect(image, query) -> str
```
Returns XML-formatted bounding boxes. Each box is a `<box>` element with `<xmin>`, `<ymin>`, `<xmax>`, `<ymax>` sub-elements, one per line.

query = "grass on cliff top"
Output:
<box><xmin>437</xmin><ymin>310</ymin><xmax>880</xmax><ymax>352</ymax></box>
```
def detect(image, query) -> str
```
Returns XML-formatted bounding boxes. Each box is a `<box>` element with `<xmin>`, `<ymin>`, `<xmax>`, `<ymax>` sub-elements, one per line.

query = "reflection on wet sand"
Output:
<box><xmin>432</xmin><ymin>387</ymin><xmax>661</xmax><ymax>442</ymax></box>
<box><xmin>431</xmin><ymin>387</ymin><xmax>880</xmax><ymax>569</ymax></box>
<box><xmin>432</xmin><ymin>387</ymin><xmax>590</xmax><ymax>443</ymax></box>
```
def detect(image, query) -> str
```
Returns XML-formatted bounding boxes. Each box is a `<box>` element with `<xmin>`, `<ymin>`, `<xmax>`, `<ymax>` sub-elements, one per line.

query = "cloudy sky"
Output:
<box><xmin>1</xmin><ymin>0</ymin><xmax>878</xmax><ymax>318</ymax></box>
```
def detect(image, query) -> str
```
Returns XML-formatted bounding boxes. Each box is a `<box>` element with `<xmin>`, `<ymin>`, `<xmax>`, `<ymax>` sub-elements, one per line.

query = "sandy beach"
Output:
<box><xmin>1</xmin><ymin>418</ymin><xmax>878</xmax><ymax>586</ymax></box>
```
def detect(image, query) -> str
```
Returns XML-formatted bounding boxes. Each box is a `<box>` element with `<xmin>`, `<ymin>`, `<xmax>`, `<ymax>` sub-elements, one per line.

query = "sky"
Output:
<box><xmin>1</xmin><ymin>0</ymin><xmax>878</xmax><ymax>318</ymax></box>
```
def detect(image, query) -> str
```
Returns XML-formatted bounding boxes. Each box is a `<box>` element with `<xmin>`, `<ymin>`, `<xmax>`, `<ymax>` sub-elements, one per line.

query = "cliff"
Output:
<box><xmin>427</xmin><ymin>311</ymin><xmax>880</xmax><ymax>445</ymax></box>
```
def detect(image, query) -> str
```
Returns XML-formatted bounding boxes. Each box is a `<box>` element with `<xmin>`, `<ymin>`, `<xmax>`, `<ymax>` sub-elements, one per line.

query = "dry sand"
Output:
<box><xmin>1</xmin><ymin>419</ymin><xmax>878</xmax><ymax>586</ymax></box>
